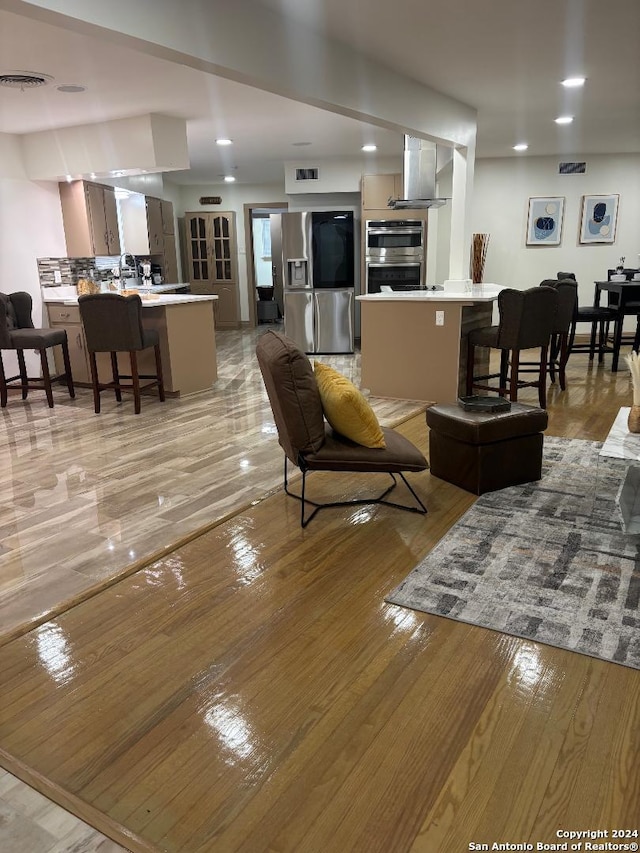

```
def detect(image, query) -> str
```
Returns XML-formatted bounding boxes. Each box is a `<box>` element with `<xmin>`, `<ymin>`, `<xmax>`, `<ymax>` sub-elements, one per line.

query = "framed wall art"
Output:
<box><xmin>526</xmin><ymin>197</ymin><xmax>565</xmax><ymax>246</ymax></box>
<box><xmin>579</xmin><ymin>194</ymin><xmax>619</xmax><ymax>244</ymax></box>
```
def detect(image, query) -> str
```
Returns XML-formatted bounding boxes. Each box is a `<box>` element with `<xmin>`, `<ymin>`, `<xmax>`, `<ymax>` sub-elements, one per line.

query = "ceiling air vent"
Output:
<box><xmin>295</xmin><ymin>167</ymin><xmax>319</xmax><ymax>181</ymax></box>
<box><xmin>558</xmin><ymin>161</ymin><xmax>587</xmax><ymax>175</ymax></box>
<box><xmin>0</xmin><ymin>70</ymin><xmax>54</xmax><ymax>90</ymax></box>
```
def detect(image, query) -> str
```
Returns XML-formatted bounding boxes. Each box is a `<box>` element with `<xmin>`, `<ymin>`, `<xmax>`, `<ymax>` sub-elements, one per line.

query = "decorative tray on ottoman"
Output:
<box><xmin>457</xmin><ymin>395</ymin><xmax>511</xmax><ymax>413</ymax></box>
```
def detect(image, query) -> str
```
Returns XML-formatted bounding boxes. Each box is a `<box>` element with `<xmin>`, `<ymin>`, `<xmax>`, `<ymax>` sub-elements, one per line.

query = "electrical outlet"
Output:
<box><xmin>53</xmin><ymin>270</ymin><xmax>62</xmax><ymax>284</ymax></box>
<box><xmin>435</xmin><ymin>310</ymin><xmax>445</xmax><ymax>326</ymax></box>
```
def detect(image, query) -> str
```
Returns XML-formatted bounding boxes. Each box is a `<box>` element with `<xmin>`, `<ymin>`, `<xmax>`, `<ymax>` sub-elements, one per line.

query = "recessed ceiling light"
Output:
<box><xmin>513</xmin><ymin>143</ymin><xmax>529</xmax><ymax>152</ymax></box>
<box><xmin>561</xmin><ymin>77</ymin><xmax>586</xmax><ymax>88</ymax></box>
<box><xmin>223</xmin><ymin>175</ymin><xmax>236</xmax><ymax>183</ymax></box>
<box><xmin>56</xmin><ymin>84</ymin><xmax>86</xmax><ymax>93</ymax></box>
<box><xmin>215</xmin><ymin>138</ymin><xmax>233</xmax><ymax>146</ymax></box>
<box><xmin>361</xmin><ymin>144</ymin><xmax>377</xmax><ymax>152</ymax></box>
<box><xmin>65</xmin><ymin>174</ymin><xmax>73</xmax><ymax>182</ymax></box>
<box><xmin>555</xmin><ymin>116</ymin><xmax>574</xmax><ymax>125</ymax></box>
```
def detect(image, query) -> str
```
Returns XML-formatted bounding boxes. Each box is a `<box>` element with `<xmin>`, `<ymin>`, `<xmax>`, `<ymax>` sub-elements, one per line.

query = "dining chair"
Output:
<box><xmin>78</xmin><ymin>293</ymin><xmax>165</xmax><ymax>414</ymax></box>
<box><xmin>466</xmin><ymin>286</ymin><xmax>558</xmax><ymax>408</ymax></box>
<box><xmin>560</xmin><ymin>272</ymin><xmax>620</xmax><ymax>364</ymax></box>
<box><xmin>0</xmin><ymin>291</ymin><xmax>75</xmax><ymax>408</ymax></box>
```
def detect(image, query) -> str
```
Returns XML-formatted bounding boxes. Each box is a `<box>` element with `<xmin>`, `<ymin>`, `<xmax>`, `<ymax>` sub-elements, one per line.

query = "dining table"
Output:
<box><xmin>593</xmin><ymin>279</ymin><xmax>640</xmax><ymax>371</ymax></box>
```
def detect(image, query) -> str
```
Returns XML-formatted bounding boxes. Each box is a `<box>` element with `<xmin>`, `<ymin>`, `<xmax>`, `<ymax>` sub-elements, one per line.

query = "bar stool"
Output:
<box><xmin>78</xmin><ymin>293</ymin><xmax>165</xmax><ymax>414</ymax></box>
<box><xmin>466</xmin><ymin>286</ymin><xmax>557</xmax><ymax>409</ymax></box>
<box><xmin>0</xmin><ymin>291</ymin><xmax>75</xmax><ymax>408</ymax></box>
<box><xmin>539</xmin><ymin>278</ymin><xmax>577</xmax><ymax>389</ymax></box>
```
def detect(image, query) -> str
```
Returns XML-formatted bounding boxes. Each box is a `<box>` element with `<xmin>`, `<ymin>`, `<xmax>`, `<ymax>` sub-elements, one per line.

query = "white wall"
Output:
<box><xmin>0</xmin><ymin>160</ymin><xmax>67</xmax><ymax>375</ymax></box>
<box><xmin>471</xmin><ymin>154</ymin><xmax>640</xmax><ymax>310</ymax></box>
<box><xmin>284</xmin><ymin>156</ymin><xmax>400</xmax><ymax>195</ymax></box>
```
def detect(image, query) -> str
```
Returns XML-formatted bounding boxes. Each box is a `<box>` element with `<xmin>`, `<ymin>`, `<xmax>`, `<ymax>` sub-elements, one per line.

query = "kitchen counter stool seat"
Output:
<box><xmin>0</xmin><ymin>291</ymin><xmax>75</xmax><ymax>408</ymax></box>
<box><xmin>78</xmin><ymin>293</ymin><xmax>165</xmax><ymax>414</ymax></box>
<box><xmin>466</xmin><ymin>286</ymin><xmax>558</xmax><ymax>409</ymax></box>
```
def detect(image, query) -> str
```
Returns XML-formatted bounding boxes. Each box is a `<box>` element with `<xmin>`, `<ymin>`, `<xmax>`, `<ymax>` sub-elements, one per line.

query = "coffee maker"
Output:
<box><xmin>139</xmin><ymin>261</ymin><xmax>152</xmax><ymax>287</ymax></box>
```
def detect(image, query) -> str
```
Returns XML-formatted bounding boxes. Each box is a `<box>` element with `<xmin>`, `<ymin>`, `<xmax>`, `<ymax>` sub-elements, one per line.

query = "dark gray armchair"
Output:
<box><xmin>0</xmin><ymin>291</ymin><xmax>74</xmax><ymax>408</ymax></box>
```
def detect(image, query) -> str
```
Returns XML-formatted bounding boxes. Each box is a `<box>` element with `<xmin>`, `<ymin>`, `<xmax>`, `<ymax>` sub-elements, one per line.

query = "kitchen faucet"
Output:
<box><xmin>118</xmin><ymin>253</ymin><xmax>134</xmax><ymax>280</ymax></box>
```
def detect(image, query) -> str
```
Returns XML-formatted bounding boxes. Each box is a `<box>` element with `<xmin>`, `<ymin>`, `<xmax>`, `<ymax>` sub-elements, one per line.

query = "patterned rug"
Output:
<box><xmin>386</xmin><ymin>437</ymin><xmax>640</xmax><ymax>669</ymax></box>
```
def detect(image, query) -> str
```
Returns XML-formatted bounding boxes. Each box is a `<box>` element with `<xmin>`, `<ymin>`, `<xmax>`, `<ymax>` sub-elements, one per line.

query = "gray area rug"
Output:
<box><xmin>386</xmin><ymin>437</ymin><xmax>640</xmax><ymax>669</ymax></box>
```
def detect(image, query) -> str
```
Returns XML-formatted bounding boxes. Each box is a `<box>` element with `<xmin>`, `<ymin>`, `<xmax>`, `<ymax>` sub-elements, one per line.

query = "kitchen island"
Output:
<box><xmin>357</xmin><ymin>286</ymin><xmax>503</xmax><ymax>403</ymax></box>
<box><xmin>43</xmin><ymin>288</ymin><xmax>218</xmax><ymax>396</ymax></box>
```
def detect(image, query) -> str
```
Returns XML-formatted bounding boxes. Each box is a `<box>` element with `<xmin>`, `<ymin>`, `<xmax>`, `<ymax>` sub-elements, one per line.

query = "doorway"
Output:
<box><xmin>244</xmin><ymin>202</ymin><xmax>287</xmax><ymax>327</ymax></box>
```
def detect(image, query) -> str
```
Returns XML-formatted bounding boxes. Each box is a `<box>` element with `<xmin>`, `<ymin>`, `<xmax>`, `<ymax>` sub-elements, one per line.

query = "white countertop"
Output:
<box><xmin>357</xmin><ymin>284</ymin><xmax>503</xmax><ymax>303</ymax></box>
<box><xmin>42</xmin><ymin>286</ymin><xmax>217</xmax><ymax>307</ymax></box>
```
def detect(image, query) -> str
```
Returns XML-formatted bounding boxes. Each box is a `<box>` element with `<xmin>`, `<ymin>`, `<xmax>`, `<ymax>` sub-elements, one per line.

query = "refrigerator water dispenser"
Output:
<box><xmin>287</xmin><ymin>259</ymin><xmax>309</xmax><ymax>288</ymax></box>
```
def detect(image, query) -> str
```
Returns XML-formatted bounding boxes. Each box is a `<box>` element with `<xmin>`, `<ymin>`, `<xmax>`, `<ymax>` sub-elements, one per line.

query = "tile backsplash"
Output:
<box><xmin>38</xmin><ymin>255</ymin><xmax>155</xmax><ymax>287</ymax></box>
<box><xmin>37</xmin><ymin>256</ymin><xmax>121</xmax><ymax>287</ymax></box>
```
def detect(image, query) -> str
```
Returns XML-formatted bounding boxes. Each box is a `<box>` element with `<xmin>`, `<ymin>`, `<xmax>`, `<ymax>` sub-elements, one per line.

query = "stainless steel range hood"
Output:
<box><xmin>390</xmin><ymin>135</ymin><xmax>447</xmax><ymax>210</ymax></box>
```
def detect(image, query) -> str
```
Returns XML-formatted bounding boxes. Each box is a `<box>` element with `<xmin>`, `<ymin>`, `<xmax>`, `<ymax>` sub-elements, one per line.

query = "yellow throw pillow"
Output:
<box><xmin>314</xmin><ymin>361</ymin><xmax>385</xmax><ymax>448</ymax></box>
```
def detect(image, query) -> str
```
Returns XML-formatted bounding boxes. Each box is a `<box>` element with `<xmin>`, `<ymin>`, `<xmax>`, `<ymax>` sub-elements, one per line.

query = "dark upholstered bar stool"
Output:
<box><xmin>538</xmin><ymin>278</ymin><xmax>577</xmax><ymax>389</ymax></box>
<box><xmin>466</xmin><ymin>286</ymin><xmax>557</xmax><ymax>408</ymax></box>
<box><xmin>78</xmin><ymin>293</ymin><xmax>165</xmax><ymax>414</ymax></box>
<box><xmin>0</xmin><ymin>291</ymin><xmax>75</xmax><ymax>408</ymax></box>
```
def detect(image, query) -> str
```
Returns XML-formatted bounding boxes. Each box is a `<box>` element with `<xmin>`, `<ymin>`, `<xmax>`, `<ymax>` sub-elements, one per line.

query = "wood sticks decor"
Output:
<box><xmin>470</xmin><ymin>232</ymin><xmax>490</xmax><ymax>283</ymax></box>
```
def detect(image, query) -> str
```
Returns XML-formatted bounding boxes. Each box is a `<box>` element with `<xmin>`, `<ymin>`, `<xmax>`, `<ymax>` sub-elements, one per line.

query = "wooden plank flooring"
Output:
<box><xmin>1</xmin><ymin>342</ymin><xmax>639</xmax><ymax>852</ymax></box>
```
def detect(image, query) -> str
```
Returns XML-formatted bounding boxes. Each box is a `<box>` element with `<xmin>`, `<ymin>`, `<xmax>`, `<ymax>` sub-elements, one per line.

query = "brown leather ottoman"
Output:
<box><xmin>426</xmin><ymin>402</ymin><xmax>548</xmax><ymax>495</ymax></box>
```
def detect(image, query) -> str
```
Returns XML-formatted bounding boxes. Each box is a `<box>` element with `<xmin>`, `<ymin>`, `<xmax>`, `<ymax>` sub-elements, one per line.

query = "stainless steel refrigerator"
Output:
<box><xmin>271</xmin><ymin>211</ymin><xmax>355</xmax><ymax>354</ymax></box>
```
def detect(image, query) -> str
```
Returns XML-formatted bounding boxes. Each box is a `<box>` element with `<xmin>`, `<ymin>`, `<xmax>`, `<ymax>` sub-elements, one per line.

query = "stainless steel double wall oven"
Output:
<box><xmin>365</xmin><ymin>219</ymin><xmax>425</xmax><ymax>292</ymax></box>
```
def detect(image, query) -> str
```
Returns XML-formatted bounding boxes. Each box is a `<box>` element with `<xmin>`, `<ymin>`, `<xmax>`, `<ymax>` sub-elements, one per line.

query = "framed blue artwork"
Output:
<box><xmin>526</xmin><ymin>197</ymin><xmax>565</xmax><ymax>246</ymax></box>
<box><xmin>579</xmin><ymin>194</ymin><xmax>619</xmax><ymax>244</ymax></box>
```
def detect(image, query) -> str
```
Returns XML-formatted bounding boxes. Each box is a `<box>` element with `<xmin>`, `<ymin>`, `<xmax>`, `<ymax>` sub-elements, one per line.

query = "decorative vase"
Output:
<box><xmin>628</xmin><ymin>405</ymin><xmax>640</xmax><ymax>433</ymax></box>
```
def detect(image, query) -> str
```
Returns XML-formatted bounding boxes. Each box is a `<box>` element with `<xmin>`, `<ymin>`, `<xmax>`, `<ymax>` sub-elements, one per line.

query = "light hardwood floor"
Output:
<box><xmin>0</xmin><ymin>332</ymin><xmax>638</xmax><ymax>853</ymax></box>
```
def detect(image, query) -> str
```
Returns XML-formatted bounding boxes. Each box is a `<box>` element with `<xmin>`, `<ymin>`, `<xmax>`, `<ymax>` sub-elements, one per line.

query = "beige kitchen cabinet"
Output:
<box><xmin>361</xmin><ymin>173</ymin><xmax>403</xmax><ymax>210</ymax></box>
<box><xmin>161</xmin><ymin>200</ymin><xmax>175</xmax><ymax>235</ymax></box>
<box><xmin>212</xmin><ymin>283</ymin><xmax>239</xmax><ymax>328</ymax></box>
<box><xmin>146</xmin><ymin>196</ymin><xmax>164</xmax><ymax>254</ymax></box>
<box><xmin>163</xmin><ymin>236</ymin><xmax>179</xmax><ymax>284</ymax></box>
<box><xmin>184</xmin><ymin>211</ymin><xmax>239</xmax><ymax>326</ymax></box>
<box><xmin>144</xmin><ymin>197</ymin><xmax>179</xmax><ymax>282</ymax></box>
<box><xmin>189</xmin><ymin>282</ymin><xmax>239</xmax><ymax>329</ymax></box>
<box><xmin>48</xmin><ymin>304</ymin><xmax>91</xmax><ymax>383</ymax></box>
<box><xmin>59</xmin><ymin>180</ymin><xmax>121</xmax><ymax>257</ymax></box>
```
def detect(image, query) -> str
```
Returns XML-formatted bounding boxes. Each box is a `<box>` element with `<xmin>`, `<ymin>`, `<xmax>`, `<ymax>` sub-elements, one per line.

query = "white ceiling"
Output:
<box><xmin>0</xmin><ymin>1</ymin><xmax>638</xmax><ymax>186</ymax></box>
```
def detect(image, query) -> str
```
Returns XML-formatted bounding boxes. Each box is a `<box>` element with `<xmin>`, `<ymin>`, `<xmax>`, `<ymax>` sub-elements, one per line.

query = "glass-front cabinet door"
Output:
<box><xmin>211</xmin><ymin>213</ymin><xmax>234</xmax><ymax>283</ymax></box>
<box><xmin>185</xmin><ymin>213</ymin><xmax>213</xmax><ymax>285</ymax></box>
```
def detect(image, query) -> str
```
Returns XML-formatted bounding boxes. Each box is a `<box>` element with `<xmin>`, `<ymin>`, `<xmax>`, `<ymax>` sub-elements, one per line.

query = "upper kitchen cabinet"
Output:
<box><xmin>146</xmin><ymin>196</ymin><xmax>164</xmax><ymax>254</ymax></box>
<box><xmin>361</xmin><ymin>174</ymin><xmax>403</xmax><ymax>211</ymax></box>
<box><xmin>146</xmin><ymin>196</ymin><xmax>178</xmax><ymax>281</ymax></box>
<box><xmin>184</xmin><ymin>211</ymin><xmax>239</xmax><ymax>328</ymax></box>
<box><xmin>59</xmin><ymin>180</ymin><xmax>121</xmax><ymax>257</ymax></box>
<box><xmin>161</xmin><ymin>200</ymin><xmax>175</xmax><ymax>235</ymax></box>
